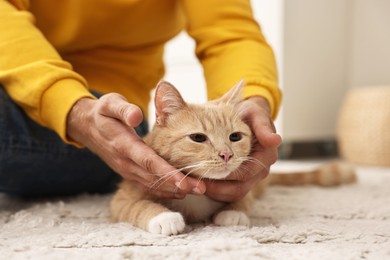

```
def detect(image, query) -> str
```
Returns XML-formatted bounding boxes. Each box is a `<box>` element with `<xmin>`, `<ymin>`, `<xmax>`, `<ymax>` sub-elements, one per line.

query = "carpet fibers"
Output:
<box><xmin>1</xmin><ymin>162</ymin><xmax>389</xmax><ymax>260</ymax></box>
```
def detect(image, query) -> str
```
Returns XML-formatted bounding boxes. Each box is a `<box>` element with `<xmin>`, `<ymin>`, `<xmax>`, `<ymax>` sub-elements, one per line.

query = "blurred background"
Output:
<box><xmin>150</xmin><ymin>0</ymin><xmax>390</xmax><ymax>163</ymax></box>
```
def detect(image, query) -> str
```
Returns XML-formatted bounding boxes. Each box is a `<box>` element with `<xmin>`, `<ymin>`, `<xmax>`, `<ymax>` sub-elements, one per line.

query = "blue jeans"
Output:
<box><xmin>0</xmin><ymin>86</ymin><xmax>148</xmax><ymax>197</ymax></box>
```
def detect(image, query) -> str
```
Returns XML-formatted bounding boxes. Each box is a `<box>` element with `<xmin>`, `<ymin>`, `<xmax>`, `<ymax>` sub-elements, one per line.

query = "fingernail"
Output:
<box><xmin>175</xmin><ymin>181</ymin><xmax>182</xmax><ymax>190</ymax></box>
<box><xmin>192</xmin><ymin>187</ymin><xmax>202</xmax><ymax>195</ymax></box>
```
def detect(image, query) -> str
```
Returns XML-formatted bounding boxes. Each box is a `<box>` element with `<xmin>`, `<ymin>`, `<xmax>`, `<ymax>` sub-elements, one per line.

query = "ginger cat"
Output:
<box><xmin>110</xmin><ymin>80</ymin><xmax>356</xmax><ymax>235</ymax></box>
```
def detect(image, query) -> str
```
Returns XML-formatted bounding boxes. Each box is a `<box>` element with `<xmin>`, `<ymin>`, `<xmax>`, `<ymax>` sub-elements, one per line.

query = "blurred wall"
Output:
<box><xmin>348</xmin><ymin>0</ymin><xmax>390</xmax><ymax>88</ymax></box>
<box><xmin>280</xmin><ymin>0</ymin><xmax>350</xmax><ymax>142</ymax></box>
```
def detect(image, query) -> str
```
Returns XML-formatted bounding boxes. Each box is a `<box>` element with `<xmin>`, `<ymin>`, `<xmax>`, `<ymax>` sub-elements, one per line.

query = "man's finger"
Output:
<box><xmin>136</xmin><ymin>183</ymin><xmax>187</xmax><ymax>199</ymax></box>
<box><xmin>239</xmin><ymin>99</ymin><xmax>281</xmax><ymax>148</ymax></box>
<box><xmin>122</xmin><ymin>138</ymin><xmax>196</xmax><ymax>192</ymax></box>
<box><xmin>248</xmin><ymin>111</ymin><xmax>281</xmax><ymax>148</ymax></box>
<box><xmin>226</xmin><ymin>159</ymin><xmax>269</xmax><ymax>182</ymax></box>
<box><xmin>97</xmin><ymin>93</ymin><xmax>144</xmax><ymax>127</ymax></box>
<box><xmin>204</xmin><ymin>180</ymin><xmax>251</xmax><ymax>202</ymax></box>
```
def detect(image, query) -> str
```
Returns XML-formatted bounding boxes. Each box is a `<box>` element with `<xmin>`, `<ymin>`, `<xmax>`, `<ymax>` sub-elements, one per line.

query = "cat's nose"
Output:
<box><xmin>219</xmin><ymin>151</ymin><xmax>233</xmax><ymax>163</ymax></box>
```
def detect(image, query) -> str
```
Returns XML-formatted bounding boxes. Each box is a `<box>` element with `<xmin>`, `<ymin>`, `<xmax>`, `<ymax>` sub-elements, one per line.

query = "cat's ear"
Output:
<box><xmin>154</xmin><ymin>81</ymin><xmax>186</xmax><ymax>125</ymax></box>
<box><xmin>216</xmin><ymin>79</ymin><xmax>245</xmax><ymax>105</ymax></box>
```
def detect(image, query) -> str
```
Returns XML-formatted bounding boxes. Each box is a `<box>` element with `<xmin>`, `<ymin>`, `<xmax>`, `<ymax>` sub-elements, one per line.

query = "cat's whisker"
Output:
<box><xmin>242</xmin><ymin>156</ymin><xmax>267</xmax><ymax>170</ymax></box>
<box><xmin>149</xmin><ymin>168</ymin><xmax>189</xmax><ymax>191</ymax></box>
<box><xmin>233</xmin><ymin>168</ymin><xmax>247</xmax><ymax>179</ymax></box>
<box><xmin>149</xmin><ymin>163</ymin><xmax>206</xmax><ymax>191</ymax></box>
<box><xmin>195</xmin><ymin>176</ymin><xmax>204</xmax><ymax>189</ymax></box>
<box><xmin>148</xmin><ymin>169</ymin><xmax>182</xmax><ymax>191</ymax></box>
<box><xmin>197</xmin><ymin>168</ymin><xmax>213</xmax><ymax>182</ymax></box>
<box><xmin>150</xmin><ymin>157</ymin><xmax>264</xmax><ymax>190</ymax></box>
<box><xmin>236</xmin><ymin>165</ymin><xmax>255</xmax><ymax>177</ymax></box>
<box><xmin>176</xmin><ymin>164</ymin><xmax>206</xmax><ymax>188</ymax></box>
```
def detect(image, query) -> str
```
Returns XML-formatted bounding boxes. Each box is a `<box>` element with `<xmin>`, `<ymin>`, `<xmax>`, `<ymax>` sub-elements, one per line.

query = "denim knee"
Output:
<box><xmin>0</xmin><ymin>86</ymin><xmax>148</xmax><ymax>196</ymax></box>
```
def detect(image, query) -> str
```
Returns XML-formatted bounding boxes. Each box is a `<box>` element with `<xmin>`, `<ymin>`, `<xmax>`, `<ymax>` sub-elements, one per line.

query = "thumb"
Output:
<box><xmin>239</xmin><ymin>99</ymin><xmax>282</xmax><ymax>149</ymax></box>
<box><xmin>256</xmin><ymin>127</ymin><xmax>282</xmax><ymax>148</ymax></box>
<box><xmin>249</xmin><ymin>108</ymin><xmax>281</xmax><ymax>148</ymax></box>
<box><xmin>123</xmin><ymin>105</ymin><xmax>144</xmax><ymax>127</ymax></box>
<box><xmin>99</xmin><ymin>93</ymin><xmax>144</xmax><ymax>127</ymax></box>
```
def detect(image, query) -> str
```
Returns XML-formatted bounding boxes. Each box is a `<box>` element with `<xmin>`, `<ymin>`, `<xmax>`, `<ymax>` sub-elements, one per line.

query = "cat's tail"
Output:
<box><xmin>252</xmin><ymin>160</ymin><xmax>357</xmax><ymax>197</ymax></box>
<box><xmin>269</xmin><ymin>160</ymin><xmax>357</xmax><ymax>186</ymax></box>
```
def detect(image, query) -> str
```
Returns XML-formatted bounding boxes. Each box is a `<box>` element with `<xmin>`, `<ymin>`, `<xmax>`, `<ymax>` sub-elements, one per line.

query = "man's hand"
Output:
<box><xmin>67</xmin><ymin>94</ymin><xmax>206</xmax><ymax>199</ymax></box>
<box><xmin>204</xmin><ymin>96</ymin><xmax>281</xmax><ymax>202</ymax></box>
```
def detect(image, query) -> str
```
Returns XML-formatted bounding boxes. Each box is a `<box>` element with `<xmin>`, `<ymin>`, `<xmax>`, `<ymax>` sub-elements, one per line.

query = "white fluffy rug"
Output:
<box><xmin>1</xmin><ymin>161</ymin><xmax>390</xmax><ymax>260</ymax></box>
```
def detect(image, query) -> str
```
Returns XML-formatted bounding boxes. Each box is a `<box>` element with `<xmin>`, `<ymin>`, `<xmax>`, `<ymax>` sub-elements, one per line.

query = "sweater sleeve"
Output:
<box><xmin>0</xmin><ymin>0</ymin><xmax>95</xmax><ymax>143</ymax></box>
<box><xmin>181</xmin><ymin>0</ymin><xmax>282</xmax><ymax>119</ymax></box>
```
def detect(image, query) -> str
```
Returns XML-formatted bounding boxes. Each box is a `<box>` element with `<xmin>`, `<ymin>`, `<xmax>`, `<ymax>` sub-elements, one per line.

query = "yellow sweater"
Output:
<box><xmin>0</xmin><ymin>0</ymin><xmax>281</xmax><ymax>143</ymax></box>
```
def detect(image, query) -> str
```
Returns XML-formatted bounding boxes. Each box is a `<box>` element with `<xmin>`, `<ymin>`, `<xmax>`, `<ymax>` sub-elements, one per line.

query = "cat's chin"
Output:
<box><xmin>200</xmin><ymin>168</ymin><xmax>236</xmax><ymax>180</ymax></box>
<box><xmin>195</xmin><ymin>163</ymin><xmax>242</xmax><ymax>180</ymax></box>
<box><xmin>185</xmin><ymin>164</ymin><xmax>239</xmax><ymax>180</ymax></box>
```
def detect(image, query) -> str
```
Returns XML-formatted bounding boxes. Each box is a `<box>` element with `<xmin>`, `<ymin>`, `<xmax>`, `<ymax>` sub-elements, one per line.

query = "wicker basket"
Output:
<box><xmin>337</xmin><ymin>86</ymin><xmax>390</xmax><ymax>166</ymax></box>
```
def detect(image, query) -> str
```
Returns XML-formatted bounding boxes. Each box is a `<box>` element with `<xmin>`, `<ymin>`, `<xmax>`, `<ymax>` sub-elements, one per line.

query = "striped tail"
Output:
<box><xmin>268</xmin><ymin>160</ymin><xmax>357</xmax><ymax>187</ymax></box>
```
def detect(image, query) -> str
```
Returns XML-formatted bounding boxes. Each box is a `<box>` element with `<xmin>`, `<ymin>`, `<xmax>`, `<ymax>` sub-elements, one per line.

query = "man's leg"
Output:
<box><xmin>0</xmin><ymin>87</ymin><xmax>148</xmax><ymax>197</ymax></box>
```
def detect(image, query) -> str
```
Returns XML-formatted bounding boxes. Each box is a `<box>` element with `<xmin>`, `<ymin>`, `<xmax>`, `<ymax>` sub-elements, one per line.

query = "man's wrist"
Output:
<box><xmin>66</xmin><ymin>97</ymin><xmax>95</xmax><ymax>145</ymax></box>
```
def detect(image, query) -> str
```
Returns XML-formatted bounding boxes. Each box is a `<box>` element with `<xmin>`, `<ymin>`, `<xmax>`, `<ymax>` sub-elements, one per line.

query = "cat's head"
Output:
<box><xmin>150</xmin><ymin>80</ymin><xmax>252</xmax><ymax>180</ymax></box>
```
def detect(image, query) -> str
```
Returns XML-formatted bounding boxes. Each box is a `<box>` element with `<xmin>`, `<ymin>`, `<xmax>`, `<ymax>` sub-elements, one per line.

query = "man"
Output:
<box><xmin>0</xmin><ymin>0</ymin><xmax>282</xmax><ymax>201</ymax></box>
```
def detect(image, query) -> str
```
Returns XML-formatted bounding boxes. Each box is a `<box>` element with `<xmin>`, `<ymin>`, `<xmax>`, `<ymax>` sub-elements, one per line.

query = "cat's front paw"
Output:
<box><xmin>213</xmin><ymin>210</ymin><xmax>250</xmax><ymax>227</ymax></box>
<box><xmin>148</xmin><ymin>212</ymin><xmax>186</xmax><ymax>236</ymax></box>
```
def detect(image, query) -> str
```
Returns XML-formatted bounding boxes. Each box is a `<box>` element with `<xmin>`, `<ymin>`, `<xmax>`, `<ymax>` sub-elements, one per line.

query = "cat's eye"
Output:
<box><xmin>189</xmin><ymin>133</ymin><xmax>208</xmax><ymax>143</ymax></box>
<box><xmin>229</xmin><ymin>132</ymin><xmax>242</xmax><ymax>142</ymax></box>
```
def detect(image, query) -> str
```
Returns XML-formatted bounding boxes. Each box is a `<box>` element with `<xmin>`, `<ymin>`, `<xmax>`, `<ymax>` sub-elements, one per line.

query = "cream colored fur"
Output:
<box><xmin>110</xmin><ymin>81</ymin><xmax>356</xmax><ymax>235</ymax></box>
